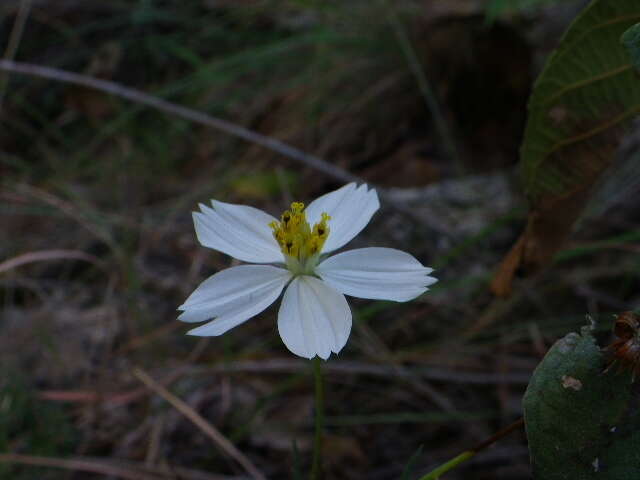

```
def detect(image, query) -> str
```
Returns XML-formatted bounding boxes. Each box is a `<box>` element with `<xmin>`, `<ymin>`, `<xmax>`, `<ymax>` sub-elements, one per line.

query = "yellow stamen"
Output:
<box><xmin>269</xmin><ymin>202</ymin><xmax>331</xmax><ymax>271</ymax></box>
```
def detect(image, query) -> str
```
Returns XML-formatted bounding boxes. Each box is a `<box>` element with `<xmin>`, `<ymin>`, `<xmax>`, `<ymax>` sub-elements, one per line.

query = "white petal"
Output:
<box><xmin>277</xmin><ymin>276</ymin><xmax>352</xmax><ymax>360</ymax></box>
<box><xmin>304</xmin><ymin>183</ymin><xmax>380</xmax><ymax>254</ymax></box>
<box><xmin>178</xmin><ymin>265</ymin><xmax>291</xmax><ymax>336</ymax></box>
<box><xmin>193</xmin><ymin>200</ymin><xmax>283</xmax><ymax>263</ymax></box>
<box><xmin>316</xmin><ymin>247</ymin><xmax>437</xmax><ymax>302</ymax></box>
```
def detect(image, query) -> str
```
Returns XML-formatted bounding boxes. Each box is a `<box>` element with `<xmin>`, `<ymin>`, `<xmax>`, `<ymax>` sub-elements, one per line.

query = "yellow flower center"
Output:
<box><xmin>269</xmin><ymin>202</ymin><xmax>330</xmax><ymax>274</ymax></box>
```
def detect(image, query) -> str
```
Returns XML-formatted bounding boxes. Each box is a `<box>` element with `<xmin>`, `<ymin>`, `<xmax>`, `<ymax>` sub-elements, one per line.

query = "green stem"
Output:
<box><xmin>418</xmin><ymin>417</ymin><xmax>524</xmax><ymax>479</ymax></box>
<box><xmin>310</xmin><ymin>356</ymin><xmax>324</xmax><ymax>480</ymax></box>
<box><xmin>418</xmin><ymin>451</ymin><xmax>475</xmax><ymax>480</ymax></box>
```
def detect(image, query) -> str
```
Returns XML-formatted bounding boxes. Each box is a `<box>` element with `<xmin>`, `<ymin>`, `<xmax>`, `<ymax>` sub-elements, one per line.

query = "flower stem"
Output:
<box><xmin>417</xmin><ymin>417</ymin><xmax>524</xmax><ymax>479</ymax></box>
<box><xmin>310</xmin><ymin>356</ymin><xmax>324</xmax><ymax>480</ymax></box>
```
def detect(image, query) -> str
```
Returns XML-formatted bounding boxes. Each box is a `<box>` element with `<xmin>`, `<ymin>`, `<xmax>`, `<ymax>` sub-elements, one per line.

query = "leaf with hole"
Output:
<box><xmin>524</xmin><ymin>325</ymin><xmax>640</xmax><ymax>479</ymax></box>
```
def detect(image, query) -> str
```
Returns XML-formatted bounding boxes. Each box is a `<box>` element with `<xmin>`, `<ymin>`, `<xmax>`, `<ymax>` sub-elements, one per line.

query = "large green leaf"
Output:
<box><xmin>522</xmin><ymin>1</ymin><xmax>640</xmax><ymax>199</ymax></box>
<box><xmin>492</xmin><ymin>1</ymin><xmax>640</xmax><ymax>296</ymax></box>
<box><xmin>523</xmin><ymin>326</ymin><xmax>640</xmax><ymax>479</ymax></box>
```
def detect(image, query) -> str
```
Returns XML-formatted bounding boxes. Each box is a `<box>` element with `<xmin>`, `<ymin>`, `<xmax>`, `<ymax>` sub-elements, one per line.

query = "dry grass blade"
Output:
<box><xmin>133</xmin><ymin>367</ymin><xmax>267</xmax><ymax>480</ymax></box>
<box><xmin>38</xmin><ymin>386</ymin><xmax>148</xmax><ymax>406</ymax></box>
<box><xmin>0</xmin><ymin>453</ymin><xmax>161</xmax><ymax>480</ymax></box>
<box><xmin>11</xmin><ymin>183</ymin><xmax>116</xmax><ymax>248</ymax></box>
<box><xmin>0</xmin><ymin>453</ymin><xmax>246</xmax><ymax>480</ymax></box>
<box><xmin>38</xmin><ymin>367</ymin><xmax>189</xmax><ymax>406</ymax></box>
<box><xmin>0</xmin><ymin>249</ymin><xmax>103</xmax><ymax>274</ymax></box>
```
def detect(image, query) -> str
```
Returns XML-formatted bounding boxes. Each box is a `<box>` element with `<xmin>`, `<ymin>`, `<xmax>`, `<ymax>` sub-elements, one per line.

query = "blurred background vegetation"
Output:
<box><xmin>2</xmin><ymin>0</ymin><xmax>639</xmax><ymax>478</ymax></box>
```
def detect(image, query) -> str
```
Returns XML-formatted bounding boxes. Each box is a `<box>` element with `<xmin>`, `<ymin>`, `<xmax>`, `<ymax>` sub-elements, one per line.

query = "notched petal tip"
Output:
<box><xmin>423</xmin><ymin>274</ymin><xmax>438</xmax><ymax>287</ymax></box>
<box><xmin>177</xmin><ymin>265</ymin><xmax>291</xmax><ymax>335</ymax></box>
<box><xmin>305</xmin><ymin>182</ymin><xmax>380</xmax><ymax>254</ymax></box>
<box><xmin>367</xmin><ymin>188</ymin><xmax>380</xmax><ymax>209</ymax></box>
<box><xmin>317</xmin><ymin>247</ymin><xmax>437</xmax><ymax>302</ymax></box>
<box><xmin>190</xmin><ymin>198</ymin><xmax>283</xmax><ymax>263</ymax></box>
<box><xmin>186</xmin><ymin>323</ymin><xmax>224</xmax><ymax>336</ymax></box>
<box><xmin>186</xmin><ymin>326</ymin><xmax>206</xmax><ymax>336</ymax></box>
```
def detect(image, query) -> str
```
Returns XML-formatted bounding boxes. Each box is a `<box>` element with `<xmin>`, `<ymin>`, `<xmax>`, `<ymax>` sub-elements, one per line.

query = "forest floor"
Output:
<box><xmin>2</xmin><ymin>1</ymin><xmax>638</xmax><ymax>479</ymax></box>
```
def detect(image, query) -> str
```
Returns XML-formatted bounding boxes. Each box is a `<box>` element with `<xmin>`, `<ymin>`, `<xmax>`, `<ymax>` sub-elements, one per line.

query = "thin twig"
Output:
<box><xmin>0</xmin><ymin>59</ymin><xmax>454</xmax><ymax>237</ymax></box>
<box><xmin>0</xmin><ymin>0</ymin><xmax>33</xmax><ymax>110</ymax></box>
<box><xmin>0</xmin><ymin>453</ymin><xmax>246</xmax><ymax>480</ymax></box>
<box><xmin>38</xmin><ymin>366</ymin><xmax>188</xmax><ymax>406</ymax></box>
<box><xmin>0</xmin><ymin>249</ymin><xmax>103</xmax><ymax>274</ymax></box>
<box><xmin>0</xmin><ymin>59</ymin><xmax>357</xmax><ymax>184</ymax></box>
<box><xmin>0</xmin><ymin>453</ymin><xmax>160</xmax><ymax>480</ymax></box>
<box><xmin>418</xmin><ymin>417</ymin><xmax>525</xmax><ymax>479</ymax></box>
<box><xmin>469</xmin><ymin>417</ymin><xmax>524</xmax><ymax>454</ymax></box>
<box><xmin>39</xmin><ymin>359</ymin><xmax>530</xmax><ymax>407</ymax></box>
<box><xmin>133</xmin><ymin>367</ymin><xmax>267</xmax><ymax>480</ymax></box>
<box><xmin>184</xmin><ymin>358</ymin><xmax>531</xmax><ymax>385</ymax></box>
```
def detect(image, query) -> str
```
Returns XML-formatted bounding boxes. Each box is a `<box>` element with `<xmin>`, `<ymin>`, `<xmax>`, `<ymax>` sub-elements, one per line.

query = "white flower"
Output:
<box><xmin>178</xmin><ymin>183</ymin><xmax>437</xmax><ymax>360</ymax></box>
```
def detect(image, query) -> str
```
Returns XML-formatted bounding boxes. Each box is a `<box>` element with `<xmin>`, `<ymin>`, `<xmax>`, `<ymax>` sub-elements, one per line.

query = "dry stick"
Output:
<box><xmin>133</xmin><ymin>367</ymin><xmax>267</xmax><ymax>480</ymax></box>
<box><xmin>0</xmin><ymin>453</ymin><xmax>244</xmax><ymax>480</ymax></box>
<box><xmin>0</xmin><ymin>60</ymin><xmax>357</xmax><ymax>183</ymax></box>
<box><xmin>0</xmin><ymin>59</ymin><xmax>454</xmax><ymax>238</ymax></box>
<box><xmin>0</xmin><ymin>249</ymin><xmax>103</xmax><ymax>274</ymax></box>
<box><xmin>39</xmin><ymin>365</ymin><xmax>189</xmax><ymax>407</ymax></box>
<box><xmin>187</xmin><ymin>359</ymin><xmax>532</xmax><ymax>385</ymax></box>
<box><xmin>418</xmin><ymin>417</ymin><xmax>525</xmax><ymax>480</ymax></box>
<box><xmin>38</xmin><ymin>360</ymin><xmax>530</xmax><ymax>406</ymax></box>
<box><xmin>0</xmin><ymin>0</ymin><xmax>33</xmax><ymax>110</ymax></box>
<box><xmin>0</xmin><ymin>453</ymin><xmax>160</xmax><ymax>480</ymax></box>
